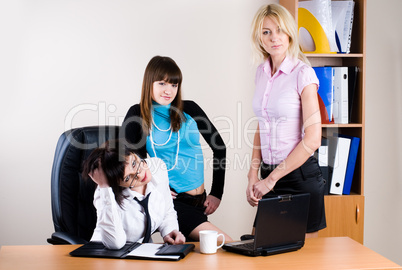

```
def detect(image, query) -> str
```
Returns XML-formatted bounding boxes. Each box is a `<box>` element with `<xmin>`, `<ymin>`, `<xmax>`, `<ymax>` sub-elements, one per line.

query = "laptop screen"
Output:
<box><xmin>254</xmin><ymin>194</ymin><xmax>310</xmax><ymax>250</ymax></box>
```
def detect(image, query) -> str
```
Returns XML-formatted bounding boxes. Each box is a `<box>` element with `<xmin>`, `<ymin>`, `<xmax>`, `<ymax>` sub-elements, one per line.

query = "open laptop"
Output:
<box><xmin>223</xmin><ymin>193</ymin><xmax>310</xmax><ymax>256</ymax></box>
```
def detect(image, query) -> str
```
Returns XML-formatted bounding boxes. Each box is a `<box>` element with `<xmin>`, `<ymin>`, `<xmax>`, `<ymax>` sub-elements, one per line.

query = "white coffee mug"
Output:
<box><xmin>199</xmin><ymin>230</ymin><xmax>225</xmax><ymax>254</ymax></box>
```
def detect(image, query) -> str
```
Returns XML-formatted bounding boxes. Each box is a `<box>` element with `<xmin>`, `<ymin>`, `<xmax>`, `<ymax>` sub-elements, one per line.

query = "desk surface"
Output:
<box><xmin>0</xmin><ymin>237</ymin><xmax>400</xmax><ymax>270</ymax></box>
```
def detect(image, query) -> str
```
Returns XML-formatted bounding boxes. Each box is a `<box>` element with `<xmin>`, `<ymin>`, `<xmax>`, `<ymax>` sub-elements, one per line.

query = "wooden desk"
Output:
<box><xmin>0</xmin><ymin>237</ymin><xmax>400</xmax><ymax>270</ymax></box>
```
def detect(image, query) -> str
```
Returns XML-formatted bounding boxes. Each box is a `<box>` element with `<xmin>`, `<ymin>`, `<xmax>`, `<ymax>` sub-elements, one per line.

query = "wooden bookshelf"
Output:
<box><xmin>280</xmin><ymin>0</ymin><xmax>366</xmax><ymax>244</ymax></box>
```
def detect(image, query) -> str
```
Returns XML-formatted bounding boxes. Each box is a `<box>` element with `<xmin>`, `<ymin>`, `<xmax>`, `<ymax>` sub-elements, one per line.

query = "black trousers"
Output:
<box><xmin>260</xmin><ymin>156</ymin><xmax>327</xmax><ymax>233</ymax></box>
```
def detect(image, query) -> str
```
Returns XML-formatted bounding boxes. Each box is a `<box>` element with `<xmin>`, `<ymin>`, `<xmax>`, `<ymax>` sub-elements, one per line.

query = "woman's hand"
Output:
<box><xmin>203</xmin><ymin>195</ymin><xmax>221</xmax><ymax>215</ymax></box>
<box><xmin>88</xmin><ymin>164</ymin><xmax>109</xmax><ymax>188</ymax></box>
<box><xmin>170</xmin><ymin>190</ymin><xmax>177</xmax><ymax>199</ymax></box>
<box><xmin>246</xmin><ymin>171</ymin><xmax>260</xmax><ymax>207</ymax></box>
<box><xmin>253</xmin><ymin>177</ymin><xmax>275</xmax><ymax>199</ymax></box>
<box><xmin>163</xmin><ymin>230</ymin><xmax>186</xmax><ymax>245</ymax></box>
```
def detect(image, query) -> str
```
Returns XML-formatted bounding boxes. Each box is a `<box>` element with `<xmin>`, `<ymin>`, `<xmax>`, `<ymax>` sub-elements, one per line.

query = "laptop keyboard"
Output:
<box><xmin>236</xmin><ymin>242</ymin><xmax>255</xmax><ymax>250</ymax></box>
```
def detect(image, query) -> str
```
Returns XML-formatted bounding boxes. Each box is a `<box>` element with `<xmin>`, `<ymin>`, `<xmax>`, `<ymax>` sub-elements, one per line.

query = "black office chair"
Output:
<box><xmin>47</xmin><ymin>126</ymin><xmax>120</xmax><ymax>245</ymax></box>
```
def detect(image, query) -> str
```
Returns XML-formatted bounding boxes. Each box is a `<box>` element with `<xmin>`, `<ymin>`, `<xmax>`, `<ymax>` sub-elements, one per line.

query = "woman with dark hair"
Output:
<box><xmin>121</xmin><ymin>56</ymin><xmax>232</xmax><ymax>241</ymax></box>
<box><xmin>83</xmin><ymin>140</ymin><xmax>185</xmax><ymax>250</ymax></box>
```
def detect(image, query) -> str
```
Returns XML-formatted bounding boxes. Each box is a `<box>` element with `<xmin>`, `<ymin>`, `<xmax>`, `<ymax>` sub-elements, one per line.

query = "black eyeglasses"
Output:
<box><xmin>124</xmin><ymin>156</ymin><xmax>147</xmax><ymax>188</ymax></box>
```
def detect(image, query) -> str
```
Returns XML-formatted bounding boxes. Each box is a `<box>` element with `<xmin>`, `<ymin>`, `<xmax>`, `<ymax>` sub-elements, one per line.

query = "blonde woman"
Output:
<box><xmin>246</xmin><ymin>4</ymin><xmax>326</xmax><ymax>238</ymax></box>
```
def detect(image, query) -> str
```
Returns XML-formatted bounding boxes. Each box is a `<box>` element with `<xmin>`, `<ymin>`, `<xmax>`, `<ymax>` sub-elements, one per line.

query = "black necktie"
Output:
<box><xmin>134</xmin><ymin>193</ymin><xmax>151</xmax><ymax>243</ymax></box>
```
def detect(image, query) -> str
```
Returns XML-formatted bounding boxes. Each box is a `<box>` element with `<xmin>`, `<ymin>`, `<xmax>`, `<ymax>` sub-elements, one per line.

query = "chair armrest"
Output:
<box><xmin>47</xmin><ymin>232</ymin><xmax>88</xmax><ymax>245</ymax></box>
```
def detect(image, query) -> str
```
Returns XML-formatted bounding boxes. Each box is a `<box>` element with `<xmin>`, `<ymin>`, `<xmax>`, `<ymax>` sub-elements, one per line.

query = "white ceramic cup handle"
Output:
<box><xmin>217</xmin><ymin>233</ymin><xmax>225</xmax><ymax>249</ymax></box>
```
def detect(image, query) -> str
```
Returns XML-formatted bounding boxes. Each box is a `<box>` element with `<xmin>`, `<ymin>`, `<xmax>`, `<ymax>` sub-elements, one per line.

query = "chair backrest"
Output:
<box><xmin>50</xmin><ymin>126</ymin><xmax>120</xmax><ymax>242</ymax></box>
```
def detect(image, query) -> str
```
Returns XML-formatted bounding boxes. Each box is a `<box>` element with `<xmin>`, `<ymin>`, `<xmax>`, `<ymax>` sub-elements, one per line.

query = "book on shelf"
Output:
<box><xmin>331</xmin><ymin>0</ymin><xmax>355</xmax><ymax>53</ymax></box>
<box><xmin>338</xmin><ymin>134</ymin><xmax>360</xmax><ymax>195</ymax></box>
<box><xmin>314</xmin><ymin>66</ymin><xmax>359</xmax><ymax>124</ymax></box>
<box><xmin>316</xmin><ymin>137</ymin><xmax>330</xmax><ymax>195</ymax></box>
<box><xmin>314</xmin><ymin>66</ymin><xmax>334</xmax><ymax>124</ymax></box>
<box><xmin>348</xmin><ymin>66</ymin><xmax>358</xmax><ymax>123</ymax></box>
<box><xmin>328</xmin><ymin>135</ymin><xmax>351</xmax><ymax>195</ymax></box>
<box><xmin>333</xmin><ymin>67</ymin><xmax>349</xmax><ymax>124</ymax></box>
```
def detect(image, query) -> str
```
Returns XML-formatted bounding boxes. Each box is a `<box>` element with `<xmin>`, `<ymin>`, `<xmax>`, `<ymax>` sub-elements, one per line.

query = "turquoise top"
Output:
<box><xmin>146</xmin><ymin>102</ymin><xmax>204</xmax><ymax>193</ymax></box>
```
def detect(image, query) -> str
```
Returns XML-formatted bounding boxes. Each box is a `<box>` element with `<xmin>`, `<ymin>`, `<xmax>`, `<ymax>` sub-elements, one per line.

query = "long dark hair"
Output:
<box><xmin>140</xmin><ymin>55</ymin><xmax>185</xmax><ymax>133</ymax></box>
<box><xmin>82</xmin><ymin>140</ymin><xmax>134</xmax><ymax>207</ymax></box>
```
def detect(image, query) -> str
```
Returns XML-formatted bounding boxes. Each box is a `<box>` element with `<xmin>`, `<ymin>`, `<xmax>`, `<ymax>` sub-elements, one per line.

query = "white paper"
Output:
<box><xmin>127</xmin><ymin>243</ymin><xmax>180</xmax><ymax>260</ymax></box>
<box><xmin>331</xmin><ymin>0</ymin><xmax>355</xmax><ymax>53</ymax></box>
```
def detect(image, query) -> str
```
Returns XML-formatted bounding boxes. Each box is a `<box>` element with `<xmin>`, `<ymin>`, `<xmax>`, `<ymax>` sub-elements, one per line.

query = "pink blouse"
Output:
<box><xmin>252</xmin><ymin>56</ymin><xmax>319</xmax><ymax>165</ymax></box>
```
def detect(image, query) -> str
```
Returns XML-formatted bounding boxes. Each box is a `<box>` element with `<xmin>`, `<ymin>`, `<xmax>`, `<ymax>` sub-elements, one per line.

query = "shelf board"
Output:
<box><xmin>322</xmin><ymin>123</ymin><xmax>363</xmax><ymax>128</ymax></box>
<box><xmin>324</xmin><ymin>193</ymin><xmax>363</xmax><ymax>197</ymax></box>
<box><xmin>305</xmin><ymin>53</ymin><xmax>364</xmax><ymax>58</ymax></box>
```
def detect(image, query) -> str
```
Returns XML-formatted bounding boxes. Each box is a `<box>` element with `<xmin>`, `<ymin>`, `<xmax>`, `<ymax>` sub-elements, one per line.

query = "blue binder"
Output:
<box><xmin>338</xmin><ymin>134</ymin><xmax>360</xmax><ymax>195</ymax></box>
<box><xmin>313</xmin><ymin>67</ymin><xmax>334</xmax><ymax>123</ymax></box>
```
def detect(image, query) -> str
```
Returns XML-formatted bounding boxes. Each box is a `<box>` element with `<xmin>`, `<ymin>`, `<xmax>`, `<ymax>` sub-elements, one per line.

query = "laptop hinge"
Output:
<box><xmin>279</xmin><ymin>194</ymin><xmax>292</xmax><ymax>202</ymax></box>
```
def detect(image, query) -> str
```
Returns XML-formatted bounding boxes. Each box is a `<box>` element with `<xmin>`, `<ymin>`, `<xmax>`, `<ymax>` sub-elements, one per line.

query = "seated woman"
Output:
<box><xmin>82</xmin><ymin>139</ymin><xmax>185</xmax><ymax>250</ymax></box>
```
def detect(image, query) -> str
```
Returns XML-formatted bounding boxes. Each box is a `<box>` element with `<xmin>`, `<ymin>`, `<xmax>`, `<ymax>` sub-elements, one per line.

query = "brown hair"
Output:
<box><xmin>140</xmin><ymin>56</ymin><xmax>185</xmax><ymax>133</ymax></box>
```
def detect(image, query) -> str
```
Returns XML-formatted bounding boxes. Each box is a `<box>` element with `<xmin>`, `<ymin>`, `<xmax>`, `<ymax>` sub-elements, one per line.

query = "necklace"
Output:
<box><xmin>149</xmin><ymin>120</ymin><xmax>180</xmax><ymax>171</ymax></box>
<box><xmin>152</xmin><ymin>118</ymin><xmax>171</xmax><ymax>132</ymax></box>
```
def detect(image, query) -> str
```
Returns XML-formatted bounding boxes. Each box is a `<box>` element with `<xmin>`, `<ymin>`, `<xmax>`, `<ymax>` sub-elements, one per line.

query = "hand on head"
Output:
<box><xmin>88</xmin><ymin>160</ymin><xmax>109</xmax><ymax>188</ymax></box>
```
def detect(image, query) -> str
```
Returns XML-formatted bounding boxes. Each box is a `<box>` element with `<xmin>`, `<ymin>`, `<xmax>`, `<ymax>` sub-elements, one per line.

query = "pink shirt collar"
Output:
<box><xmin>262</xmin><ymin>56</ymin><xmax>295</xmax><ymax>77</ymax></box>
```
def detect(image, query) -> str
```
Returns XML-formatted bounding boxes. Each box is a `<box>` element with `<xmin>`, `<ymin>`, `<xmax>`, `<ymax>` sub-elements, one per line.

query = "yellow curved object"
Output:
<box><xmin>298</xmin><ymin>7</ymin><xmax>336</xmax><ymax>54</ymax></box>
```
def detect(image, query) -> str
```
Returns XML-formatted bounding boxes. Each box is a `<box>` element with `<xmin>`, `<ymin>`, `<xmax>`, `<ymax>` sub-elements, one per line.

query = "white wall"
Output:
<box><xmin>0</xmin><ymin>0</ymin><xmax>267</xmax><ymax>246</ymax></box>
<box><xmin>0</xmin><ymin>0</ymin><xmax>401</xmax><ymax>266</ymax></box>
<box><xmin>365</xmin><ymin>0</ymin><xmax>402</xmax><ymax>265</ymax></box>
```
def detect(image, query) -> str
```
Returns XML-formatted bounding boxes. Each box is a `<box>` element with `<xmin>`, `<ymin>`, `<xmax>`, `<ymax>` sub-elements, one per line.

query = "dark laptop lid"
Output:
<box><xmin>254</xmin><ymin>193</ymin><xmax>310</xmax><ymax>251</ymax></box>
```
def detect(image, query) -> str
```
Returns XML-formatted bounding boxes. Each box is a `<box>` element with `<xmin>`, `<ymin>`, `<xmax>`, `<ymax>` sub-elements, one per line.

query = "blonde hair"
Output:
<box><xmin>250</xmin><ymin>4</ymin><xmax>310</xmax><ymax>65</ymax></box>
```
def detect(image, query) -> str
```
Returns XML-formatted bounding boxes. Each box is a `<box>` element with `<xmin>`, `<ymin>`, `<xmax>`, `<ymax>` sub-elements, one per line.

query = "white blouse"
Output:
<box><xmin>90</xmin><ymin>157</ymin><xmax>179</xmax><ymax>249</ymax></box>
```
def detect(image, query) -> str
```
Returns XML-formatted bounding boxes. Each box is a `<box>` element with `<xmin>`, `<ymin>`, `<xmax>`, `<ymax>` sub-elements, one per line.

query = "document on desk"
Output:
<box><xmin>127</xmin><ymin>244</ymin><xmax>180</xmax><ymax>260</ymax></box>
<box><xmin>70</xmin><ymin>241</ymin><xmax>195</xmax><ymax>261</ymax></box>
